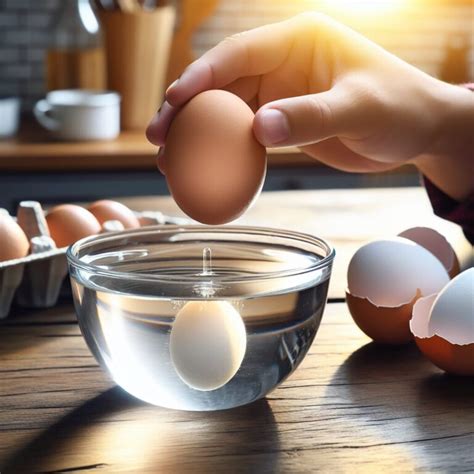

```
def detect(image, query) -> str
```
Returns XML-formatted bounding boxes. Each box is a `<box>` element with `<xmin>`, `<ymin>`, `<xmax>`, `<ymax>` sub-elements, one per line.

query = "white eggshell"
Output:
<box><xmin>428</xmin><ymin>268</ymin><xmax>474</xmax><ymax>345</ymax></box>
<box><xmin>347</xmin><ymin>237</ymin><xmax>450</xmax><ymax>307</ymax></box>
<box><xmin>398</xmin><ymin>227</ymin><xmax>456</xmax><ymax>273</ymax></box>
<box><xmin>170</xmin><ymin>300</ymin><xmax>247</xmax><ymax>391</ymax></box>
<box><xmin>410</xmin><ymin>294</ymin><xmax>437</xmax><ymax>338</ymax></box>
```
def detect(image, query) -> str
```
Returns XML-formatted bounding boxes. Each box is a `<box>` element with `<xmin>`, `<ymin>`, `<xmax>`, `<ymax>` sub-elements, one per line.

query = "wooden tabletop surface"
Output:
<box><xmin>1</xmin><ymin>188</ymin><xmax>472</xmax><ymax>473</ymax></box>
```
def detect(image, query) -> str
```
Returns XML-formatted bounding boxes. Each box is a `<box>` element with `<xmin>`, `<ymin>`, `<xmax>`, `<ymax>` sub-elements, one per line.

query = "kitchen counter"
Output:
<box><xmin>0</xmin><ymin>123</ymin><xmax>311</xmax><ymax>172</ymax></box>
<box><xmin>0</xmin><ymin>123</ymin><xmax>420</xmax><ymax>214</ymax></box>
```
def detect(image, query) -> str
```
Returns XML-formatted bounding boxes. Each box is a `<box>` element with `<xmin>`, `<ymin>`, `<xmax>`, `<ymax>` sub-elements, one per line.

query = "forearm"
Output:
<box><xmin>414</xmin><ymin>82</ymin><xmax>474</xmax><ymax>202</ymax></box>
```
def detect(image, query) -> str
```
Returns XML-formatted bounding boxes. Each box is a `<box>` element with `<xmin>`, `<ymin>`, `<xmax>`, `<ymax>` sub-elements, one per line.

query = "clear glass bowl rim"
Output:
<box><xmin>67</xmin><ymin>225</ymin><xmax>335</xmax><ymax>285</ymax></box>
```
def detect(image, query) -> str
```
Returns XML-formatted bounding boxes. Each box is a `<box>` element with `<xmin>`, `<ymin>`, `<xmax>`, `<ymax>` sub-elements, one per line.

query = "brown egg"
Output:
<box><xmin>46</xmin><ymin>204</ymin><xmax>101</xmax><ymax>248</ymax></box>
<box><xmin>0</xmin><ymin>212</ymin><xmax>29</xmax><ymax>261</ymax></box>
<box><xmin>415</xmin><ymin>336</ymin><xmax>474</xmax><ymax>376</ymax></box>
<box><xmin>88</xmin><ymin>200</ymin><xmax>140</xmax><ymax>229</ymax></box>
<box><xmin>346</xmin><ymin>290</ymin><xmax>420</xmax><ymax>345</ymax></box>
<box><xmin>410</xmin><ymin>271</ymin><xmax>474</xmax><ymax>376</ymax></box>
<box><xmin>165</xmin><ymin>90</ymin><xmax>267</xmax><ymax>225</ymax></box>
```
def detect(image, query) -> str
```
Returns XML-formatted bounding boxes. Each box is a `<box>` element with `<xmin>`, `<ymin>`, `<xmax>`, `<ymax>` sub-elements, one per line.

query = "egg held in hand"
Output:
<box><xmin>170</xmin><ymin>300</ymin><xmax>247</xmax><ymax>391</ymax></box>
<box><xmin>164</xmin><ymin>90</ymin><xmax>267</xmax><ymax>225</ymax></box>
<box><xmin>0</xmin><ymin>212</ymin><xmax>29</xmax><ymax>261</ymax></box>
<box><xmin>46</xmin><ymin>204</ymin><xmax>101</xmax><ymax>248</ymax></box>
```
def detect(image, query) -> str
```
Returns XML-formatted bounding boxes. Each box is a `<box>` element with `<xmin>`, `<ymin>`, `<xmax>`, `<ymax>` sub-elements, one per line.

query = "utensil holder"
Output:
<box><xmin>101</xmin><ymin>6</ymin><xmax>175</xmax><ymax>131</ymax></box>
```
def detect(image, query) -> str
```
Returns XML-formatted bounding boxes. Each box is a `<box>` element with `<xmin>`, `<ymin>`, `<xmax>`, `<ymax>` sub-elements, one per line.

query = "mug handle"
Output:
<box><xmin>34</xmin><ymin>99</ymin><xmax>59</xmax><ymax>131</ymax></box>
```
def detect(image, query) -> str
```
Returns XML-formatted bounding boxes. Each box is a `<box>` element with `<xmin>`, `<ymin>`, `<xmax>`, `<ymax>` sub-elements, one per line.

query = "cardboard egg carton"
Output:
<box><xmin>0</xmin><ymin>201</ymin><xmax>189</xmax><ymax>319</ymax></box>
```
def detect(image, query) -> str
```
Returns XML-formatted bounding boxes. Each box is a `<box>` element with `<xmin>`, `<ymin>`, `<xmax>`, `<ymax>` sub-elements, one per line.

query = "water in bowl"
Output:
<box><xmin>71</xmin><ymin>241</ymin><xmax>330</xmax><ymax>411</ymax></box>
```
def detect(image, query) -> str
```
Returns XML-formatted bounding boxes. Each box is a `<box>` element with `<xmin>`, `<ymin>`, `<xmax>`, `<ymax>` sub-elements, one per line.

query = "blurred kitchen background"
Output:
<box><xmin>0</xmin><ymin>0</ymin><xmax>473</xmax><ymax>212</ymax></box>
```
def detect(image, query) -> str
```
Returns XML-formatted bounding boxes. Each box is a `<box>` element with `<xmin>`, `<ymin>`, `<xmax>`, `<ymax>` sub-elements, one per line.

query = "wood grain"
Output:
<box><xmin>0</xmin><ymin>303</ymin><xmax>472</xmax><ymax>473</ymax></box>
<box><xmin>0</xmin><ymin>189</ymin><xmax>472</xmax><ymax>473</ymax></box>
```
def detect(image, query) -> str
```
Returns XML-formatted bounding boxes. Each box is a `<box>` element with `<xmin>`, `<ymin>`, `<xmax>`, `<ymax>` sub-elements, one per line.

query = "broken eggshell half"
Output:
<box><xmin>398</xmin><ymin>227</ymin><xmax>460</xmax><ymax>278</ymax></box>
<box><xmin>410</xmin><ymin>269</ymin><xmax>474</xmax><ymax>376</ymax></box>
<box><xmin>346</xmin><ymin>238</ymin><xmax>450</xmax><ymax>344</ymax></box>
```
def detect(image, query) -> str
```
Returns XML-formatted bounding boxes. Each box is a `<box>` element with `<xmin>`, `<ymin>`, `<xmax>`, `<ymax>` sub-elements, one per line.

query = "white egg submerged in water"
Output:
<box><xmin>170</xmin><ymin>300</ymin><xmax>247</xmax><ymax>391</ymax></box>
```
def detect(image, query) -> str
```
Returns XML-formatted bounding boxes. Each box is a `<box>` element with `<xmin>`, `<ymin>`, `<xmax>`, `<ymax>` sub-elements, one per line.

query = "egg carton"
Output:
<box><xmin>0</xmin><ymin>201</ymin><xmax>189</xmax><ymax>319</ymax></box>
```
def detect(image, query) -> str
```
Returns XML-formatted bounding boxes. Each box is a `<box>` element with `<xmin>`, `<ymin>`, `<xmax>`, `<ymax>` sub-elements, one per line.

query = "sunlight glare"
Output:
<box><xmin>322</xmin><ymin>0</ymin><xmax>406</xmax><ymax>16</ymax></box>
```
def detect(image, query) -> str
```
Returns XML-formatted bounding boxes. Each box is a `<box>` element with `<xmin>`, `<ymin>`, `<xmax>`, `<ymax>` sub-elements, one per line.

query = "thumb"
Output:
<box><xmin>253</xmin><ymin>89</ymin><xmax>359</xmax><ymax>147</ymax></box>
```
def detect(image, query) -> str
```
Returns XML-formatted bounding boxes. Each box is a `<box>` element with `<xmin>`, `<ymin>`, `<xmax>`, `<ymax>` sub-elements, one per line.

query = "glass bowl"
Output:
<box><xmin>67</xmin><ymin>225</ymin><xmax>335</xmax><ymax>411</ymax></box>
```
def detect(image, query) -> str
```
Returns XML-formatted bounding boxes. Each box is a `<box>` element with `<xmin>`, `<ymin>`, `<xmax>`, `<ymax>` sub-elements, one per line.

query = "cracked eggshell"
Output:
<box><xmin>347</xmin><ymin>238</ymin><xmax>450</xmax><ymax>307</ymax></box>
<box><xmin>398</xmin><ymin>227</ymin><xmax>460</xmax><ymax>278</ymax></box>
<box><xmin>410</xmin><ymin>269</ymin><xmax>474</xmax><ymax>376</ymax></box>
<box><xmin>346</xmin><ymin>290</ymin><xmax>421</xmax><ymax>344</ymax></box>
<box><xmin>346</xmin><ymin>238</ymin><xmax>450</xmax><ymax>344</ymax></box>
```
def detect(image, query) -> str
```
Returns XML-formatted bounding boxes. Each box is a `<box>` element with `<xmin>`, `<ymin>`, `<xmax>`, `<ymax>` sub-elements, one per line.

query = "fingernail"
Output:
<box><xmin>259</xmin><ymin>109</ymin><xmax>290</xmax><ymax>144</ymax></box>
<box><xmin>166</xmin><ymin>79</ymin><xmax>179</xmax><ymax>96</ymax></box>
<box><xmin>157</xmin><ymin>147</ymin><xmax>166</xmax><ymax>175</ymax></box>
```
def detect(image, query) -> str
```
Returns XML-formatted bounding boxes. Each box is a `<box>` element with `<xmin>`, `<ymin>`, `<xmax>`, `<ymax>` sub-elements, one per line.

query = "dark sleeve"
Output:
<box><xmin>422</xmin><ymin>83</ymin><xmax>474</xmax><ymax>245</ymax></box>
<box><xmin>423</xmin><ymin>175</ymin><xmax>474</xmax><ymax>245</ymax></box>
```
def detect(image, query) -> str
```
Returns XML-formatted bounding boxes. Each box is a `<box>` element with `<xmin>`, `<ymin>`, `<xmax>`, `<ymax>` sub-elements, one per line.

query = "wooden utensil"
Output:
<box><xmin>101</xmin><ymin>6</ymin><xmax>176</xmax><ymax>130</ymax></box>
<box><xmin>166</xmin><ymin>0</ymin><xmax>219</xmax><ymax>86</ymax></box>
<box><xmin>116</xmin><ymin>0</ymin><xmax>139</xmax><ymax>12</ymax></box>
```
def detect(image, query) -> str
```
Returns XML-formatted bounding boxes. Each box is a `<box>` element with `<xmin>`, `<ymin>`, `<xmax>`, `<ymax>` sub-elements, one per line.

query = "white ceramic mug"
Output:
<box><xmin>0</xmin><ymin>97</ymin><xmax>21</xmax><ymax>138</ymax></box>
<box><xmin>34</xmin><ymin>90</ymin><xmax>121</xmax><ymax>141</ymax></box>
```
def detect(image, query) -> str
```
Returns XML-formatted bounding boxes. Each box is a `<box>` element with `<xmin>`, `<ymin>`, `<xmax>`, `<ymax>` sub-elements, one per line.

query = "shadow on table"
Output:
<box><xmin>329</xmin><ymin>342</ymin><xmax>474</xmax><ymax>470</ymax></box>
<box><xmin>1</xmin><ymin>386</ymin><xmax>279</xmax><ymax>473</ymax></box>
<box><xmin>0</xmin><ymin>303</ymin><xmax>78</xmax><ymax>358</ymax></box>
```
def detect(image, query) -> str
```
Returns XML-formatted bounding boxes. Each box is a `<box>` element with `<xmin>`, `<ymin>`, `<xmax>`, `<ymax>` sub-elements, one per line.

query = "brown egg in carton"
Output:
<box><xmin>0</xmin><ymin>201</ymin><xmax>68</xmax><ymax>319</ymax></box>
<box><xmin>0</xmin><ymin>201</ymin><xmax>190</xmax><ymax>319</ymax></box>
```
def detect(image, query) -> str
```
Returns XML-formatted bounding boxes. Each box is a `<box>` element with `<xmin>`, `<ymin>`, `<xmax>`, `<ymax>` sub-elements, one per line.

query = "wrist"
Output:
<box><xmin>415</xmin><ymin>82</ymin><xmax>474</xmax><ymax>201</ymax></box>
<box><xmin>425</xmin><ymin>82</ymin><xmax>473</xmax><ymax>158</ymax></box>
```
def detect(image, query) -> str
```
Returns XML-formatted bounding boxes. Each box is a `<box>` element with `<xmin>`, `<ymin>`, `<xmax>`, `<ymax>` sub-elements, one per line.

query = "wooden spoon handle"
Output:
<box><xmin>166</xmin><ymin>0</ymin><xmax>219</xmax><ymax>85</ymax></box>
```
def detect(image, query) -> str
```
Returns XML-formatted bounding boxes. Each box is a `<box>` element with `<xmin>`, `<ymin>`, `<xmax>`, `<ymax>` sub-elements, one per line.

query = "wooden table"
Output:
<box><xmin>1</xmin><ymin>189</ymin><xmax>472</xmax><ymax>473</ymax></box>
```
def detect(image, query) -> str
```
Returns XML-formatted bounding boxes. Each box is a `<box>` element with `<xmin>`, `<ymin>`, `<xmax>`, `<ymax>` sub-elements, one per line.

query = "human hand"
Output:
<box><xmin>147</xmin><ymin>13</ymin><xmax>473</xmax><ymax>197</ymax></box>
